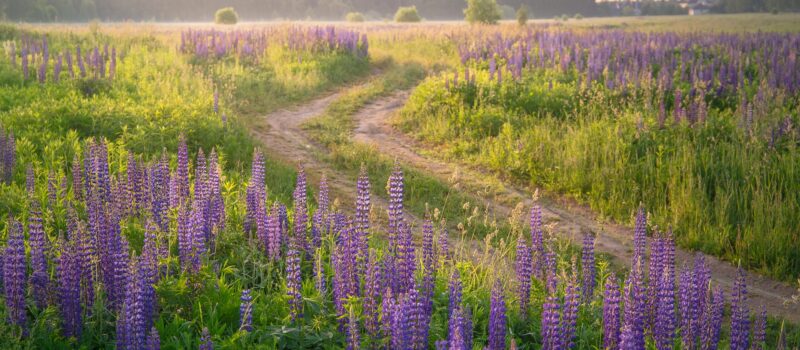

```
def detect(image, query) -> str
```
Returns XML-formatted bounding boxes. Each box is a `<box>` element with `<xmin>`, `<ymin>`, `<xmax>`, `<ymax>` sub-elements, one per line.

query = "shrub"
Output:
<box><xmin>345</xmin><ymin>12</ymin><xmax>365</xmax><ymax>22</ymax></box>
<box><xmin>574</xmin><ymin>13</ymin><xmax>583</xmax><ymax>20</ymax></box>
<box><xmin>464</xmin><ymin>0</ymin><xmax>501</xmax><ymax>24</ymax></box>
<box><xmin>516</xmin><ymin>5</ymin><xmax>529</xmax><ymax>26</ymax></box>
<box><xmin>394</xmin><ymin>6</ymin><xmax>422</xmax><ymax>22</ymax></box>
<box><xmin>214</xmin><ymin>7</ymin><xmax>238</xmax><ymax>25</ymax></box>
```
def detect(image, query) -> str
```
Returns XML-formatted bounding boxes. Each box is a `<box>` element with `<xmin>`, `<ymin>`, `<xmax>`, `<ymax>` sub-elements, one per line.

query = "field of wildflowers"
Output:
<box><xmin>0</xmin><ymin>18</ymin><xmax>798</xmax><ymax>349</ymax></box>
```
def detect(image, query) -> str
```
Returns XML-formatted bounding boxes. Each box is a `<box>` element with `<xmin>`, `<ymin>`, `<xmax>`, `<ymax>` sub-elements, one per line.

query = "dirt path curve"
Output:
<box><xmin>249</xmin><ymin>84</ymin><xmax>514</xmax><ymax>285</ymax></box>
<box><xmin>353</xmin><ymin>90</ymin><xmax>800</xmax><ymax>323</ymax></box>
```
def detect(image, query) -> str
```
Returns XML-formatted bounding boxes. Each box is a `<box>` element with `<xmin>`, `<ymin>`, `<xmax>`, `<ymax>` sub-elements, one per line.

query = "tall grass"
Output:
<box><xmin>399</xmin><ymin>63</ymin><xmax>800</xmax><ymax>280</ymax></box>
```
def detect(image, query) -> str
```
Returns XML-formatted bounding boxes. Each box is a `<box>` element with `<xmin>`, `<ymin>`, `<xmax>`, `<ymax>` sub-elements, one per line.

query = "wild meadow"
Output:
<box><xmin>0</xmin><ymin>15</ymin><xmax>799</xmax><ymax>350</ymax></box>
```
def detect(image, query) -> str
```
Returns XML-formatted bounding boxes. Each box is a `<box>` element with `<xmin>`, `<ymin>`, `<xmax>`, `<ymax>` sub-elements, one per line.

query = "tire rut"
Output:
<box><xmin>352</xmin><ymin>90</ymin><xmax>800</xmax><ymax>323</ymax></box>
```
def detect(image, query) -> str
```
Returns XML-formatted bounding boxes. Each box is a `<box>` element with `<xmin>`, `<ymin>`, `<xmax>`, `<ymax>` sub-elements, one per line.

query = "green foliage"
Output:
<box><xmin>464</xmin><ymin>0</ymin><xmax>501</xmax><ymax>25</ymax></box>
<box><xmin>214</xmin><ymin>7</ymin><xmax>239</xmax><ymax>25</ymax></box>
<box><xmin>345</xmin><ymin>12</ymin><xmax>365</xmax><ymax>22</ymax></box>
<box><xmin>399</xmin><ymin>61</ymin><xmax>800</xmax><ymax>281</ymax></box>
<box><xmin>574</xmin><ymin>13</ymin><xmax>583</xmax><ymax>19</ymax></box>
<box><xmin>516</xmin><ymin>5</ymin><xmax>529</xmax><ymax>26</ymax></box>
<box><xmin>394</xmin><ymin>6</ymin><xmax>421</xmax><ymax>23</ymax></box>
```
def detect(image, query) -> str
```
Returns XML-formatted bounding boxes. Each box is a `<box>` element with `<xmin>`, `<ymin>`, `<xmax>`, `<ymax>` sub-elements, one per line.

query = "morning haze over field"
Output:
<box><xmin>0</xmin><ymin>0</ymin><xmax>799</xmax><ymax>349</ymax></box>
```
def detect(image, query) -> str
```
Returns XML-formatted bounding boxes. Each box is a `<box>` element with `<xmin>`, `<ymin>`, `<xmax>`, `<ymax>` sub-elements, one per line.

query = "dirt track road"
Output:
<box><xmin>248</xmin><ymin>84</ymin><xmax>799</xmax><ymax>323</ymax></box>
<box><xmin>352</xmin><ymin>90</ymin><xmax>800</xmax><ymax>323</ymax></box>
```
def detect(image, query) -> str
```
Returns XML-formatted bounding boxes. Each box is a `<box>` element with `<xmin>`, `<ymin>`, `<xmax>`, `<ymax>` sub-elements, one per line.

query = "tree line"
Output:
<box><xmin>0</xmin><ymin>0</ymin><xmax>796</xmax><ymax>22</ymax></box>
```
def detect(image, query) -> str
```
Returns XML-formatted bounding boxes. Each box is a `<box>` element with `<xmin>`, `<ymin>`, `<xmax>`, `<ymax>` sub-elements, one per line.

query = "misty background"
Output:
<box><xmin>0</xmin><ymin>0</ymin><xmax>796</xmax><ymax>22</ymax></box>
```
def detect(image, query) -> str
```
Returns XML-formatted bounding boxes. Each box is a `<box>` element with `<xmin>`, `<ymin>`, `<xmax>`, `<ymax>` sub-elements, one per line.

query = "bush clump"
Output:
<box><xmin>214</xmin><ymin>7</ymin><xmax>239</xmax><ymax>25</ymax></box>
<box><xmin>516</xmin><ymin>5</ymin><xmax>529</xmax><ymax>26</ymax></box>
<box><xmin>345</xmin><ymin>12</ymin><xmax>365</xmax><ymax>22</ymax></box>
<box><xmin>394</xmin><ymin>6</ymin><xmax>421</xmax><ymax>22</ymax></box>
<box><xmin>464</xmin><ymin>0</ymin><xmax>501</xmax><ymax>24</ymax></box>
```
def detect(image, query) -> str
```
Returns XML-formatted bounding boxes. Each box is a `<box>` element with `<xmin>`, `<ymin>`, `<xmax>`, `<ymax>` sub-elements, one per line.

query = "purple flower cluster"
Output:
<box><xmin>240</xmin><ymin>289</ymin><xmax>253</xmax><ymax>332</ymax></box>
<box><xmin>3</xmin><ymin>219</ymin><xmax>27</xmax><ymax>333</ymax></box>
<box><xmin>514</xmin><ymin>234</ymin><xmax>532</xmax><ymax>315</ymax></box>
<box><xmin>13</xmin><ymin>36</ymin><xmax>117</xmax><ymax>83</ymax></box>
<box><xmin>180</xmin><ymin>26</ymin><xmax>368</xmax><ymax>60</ymax></box>
<box><xmin>602</xmin><ymin>273</ymin><xmax>621</xmax><ymax>349</ymax></box>
<box><xmin>487</xmin><ymin>280</ymin><xmax>506</xmax><ymax>350</ymax></box>
<box><xmin>57</xmin><ymin>238</ymin><xmax>82</xmax><ymax>338</ymax></box>
<box><xmin>730</xmin><ymin>268</ymin><xmax>750</xmax><ymax>350</ymax></box>
<box><xmin>286</xmin><ymin>246</ymin><xmax>303</xmax><ymax>321</ymax></box>
<box><xmin>0</xmin><ymin>126</ymin><xmax>15</xmax><ymax>183</ymax></box>
<box><xmin>453</xmin><ymin>29</ymin><xmax>800</xmax><ymax>96</ymax></box>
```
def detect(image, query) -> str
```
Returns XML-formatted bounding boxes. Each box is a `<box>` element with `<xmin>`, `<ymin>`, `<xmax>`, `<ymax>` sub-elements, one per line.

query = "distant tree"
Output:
<box><xmin>346</xmin><ymin>11</ymin><xmax>365</xmax><ymax>22</ymax></box>
<box><xmin>394</xmin><ymin>6</ymin><xmax>421</xmax><ymax>22</ymax></box>
<box><xmin>516</xmin><ymin>4</ymin><xmax>529</xmax><ymax>26</ymax></box>
<box><xmin>464</xmin><ymin>0</ymin><xmax>501</xmax><ymax>24</ymax></box>
<box><xmin>574</xmin><ymin>13</ymin><xmax>583</xmax><ymax>19</ymax></box>
<box><xmin>214</xmin><ymin>7</ymin><xmax>238</xmax><ymax>24</ymax></box>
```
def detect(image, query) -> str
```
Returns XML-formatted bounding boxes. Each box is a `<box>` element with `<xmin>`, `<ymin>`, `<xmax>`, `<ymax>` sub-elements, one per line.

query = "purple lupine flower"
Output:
<box><xmin>176</xmin><ymin>135</ymin><xmax>190</xmax><ymax>206</ymax></box>
<box><xmin>544</xmin><ymin>247</ymin><xmax>558</xmax><ymax>294</ymax></box>
<box><xmin>347</xmin><ymin>307</ymin><xmax>360</xmax><ymax>350</ymax></box>
<box><xmin>421</xmin><ymin>219</ymin><xmax>436</xmax><ymax>327</ymax></box>
<box><xmin>654</xmin><ymin>266</ymin><xmax>676</xmax><ymax>350</ymax></box>
<box><xmin>199</xmin><ymin>327</ymin><xmax>213</xmax><ymax>350</ymax></box>
<box><xmin>389</xmin><ymin>289</ymin><xmax>414</xmax><ymax>350</ymax></box>
<box><xmin>267</xmin><ymin>205</ymin><xmax>282</xmax><ymax>261</ymax></box>
<box><xmin>541</xmin><ymin>293</ymin><xmax>561</xmax><ymax>350</ymax></box>
<box><xmin>354</xmin><ymin>166</ymin><xmax>371</xmax><ymax>274</ymax></box>
<box><xmin>363</xmin><ymin>251</ymin><xmax>382</xmax><ymax>338</ymax></box>
<box><xmin>394</xmin><ymin>222</ymin><xmax>416</xmax><ymax>294</ymax></box>
<box><xmin>581</xmin><ymin>232</ymin><xmax>596</xmax><ymax>301</ymax></box>
<box><xmin>256</xmin><ymin>200</ymin><xmax>269</xmax><ymax>251</ymax></box>
<box><xmin>680</xmin><ymin>254</ymin><xmax>711</xmax><ymax>348</ymax></box>
<box><xmin>286</xmin><ymin>246</ymin><xmax>303</xmax><ymax>321</ymax></box>
<box><xmin>117</xmin><ymin>242</ymin><xmax>157</xmax><ymax>350</ymax></box>
<box><xmin>28</xmin><ymin>201</ymin><xmax>52</xmax><ymax>309</ymax></box>
<box><xmin>448</xmin><ymin>307</ymin><xmax>468</xmax><ymax>350</ymax></box>
<box><xmin>355</xmin><ymin>166</ymin><xmax>370</xmax><ymax>264</ymax></box>
<box><xmin>387</xmin><ymin>161</ymin><xmax>404</xmax><ymax>247</ymax></box>
<box><xmin>603</xmin><ymin>273</ymin><xmax>621</xmax><ymax>350</ymax></box>
<box><xmin>699</xmin><ymin>287</ymin><xmax>725</xmax><ymax>350</ymax></box>
<box><xmin>3</xmin><ymin>219</ymin><xmax>28</xmax><ymax>333</ymax></box>
<box><xmin>245</xmin><ymin>150</ymin><xmax>265</xmax><ymax>234</ymax></box>
<box><xmin>206</xmin><ymin>149</ymin><xmax>225</xmax><ymax>233</ymax></box>
<box><xmin>633</xmin><ymin>206</ymin><xmax>647</xmax><ymax>266</ymax></box>
<box><xmin>177</xmin><ymin>205</ymin><xmax>196</xmax><ymax>272</ymax></box>
<box><xmin>381</xmin><ymin>288</ymin><xmax>396</xmax><ymax>341</ymax></box>
<box><xmin>149</xmin><ymin>155</ymin><xmax>170</xmax><ymax>232</ymax></box>
<box><xmin>530</xmin><ymin>204</ymin><xmax>544</xmax><ymax>279</ymax></box>
<box><xmin>58</xmin><ymin>239</ymin><xmax>82</xmax><ymax>338</ymax></box>
<box><xmin>515</xmin><ymin>234</ymin><xmax>532</xmax><ymax>315</ymax></box>
<box><xmin>292</xmin><ymin>168</ymin><xmax>308</xmax><ymax>252</ymax></box>
<box><xmin>730</xmin><ymin>269</ymin><xmax>749</xmax><ymax>350</ymax></box>
<box><xmin>619</xmin><ymin>259</ymin><xmax>645</xmax><ymax>350</ymax></box>
<box><xmin>239</xmin><ymin>289</ymin><xmax>253</xmax><ymax>332</ymax></box>
<box><xmin>752</xmin><ymin>305</ymin><xmax>766</xmax><ymax>350</ymax></box>
<box><xmin>487</xmin><ymin>280</ymin><xmax>507</xmax><ymax>350</ymax></box>
<box><xmin>146</xmin><ymin>326</ymin><xmax>161</xmax><ymax>350</ymax></box>
<box><xmin>561</xmin><ymin>267</ymin><xmax>580</xmax><ymax>349</ymax></box>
